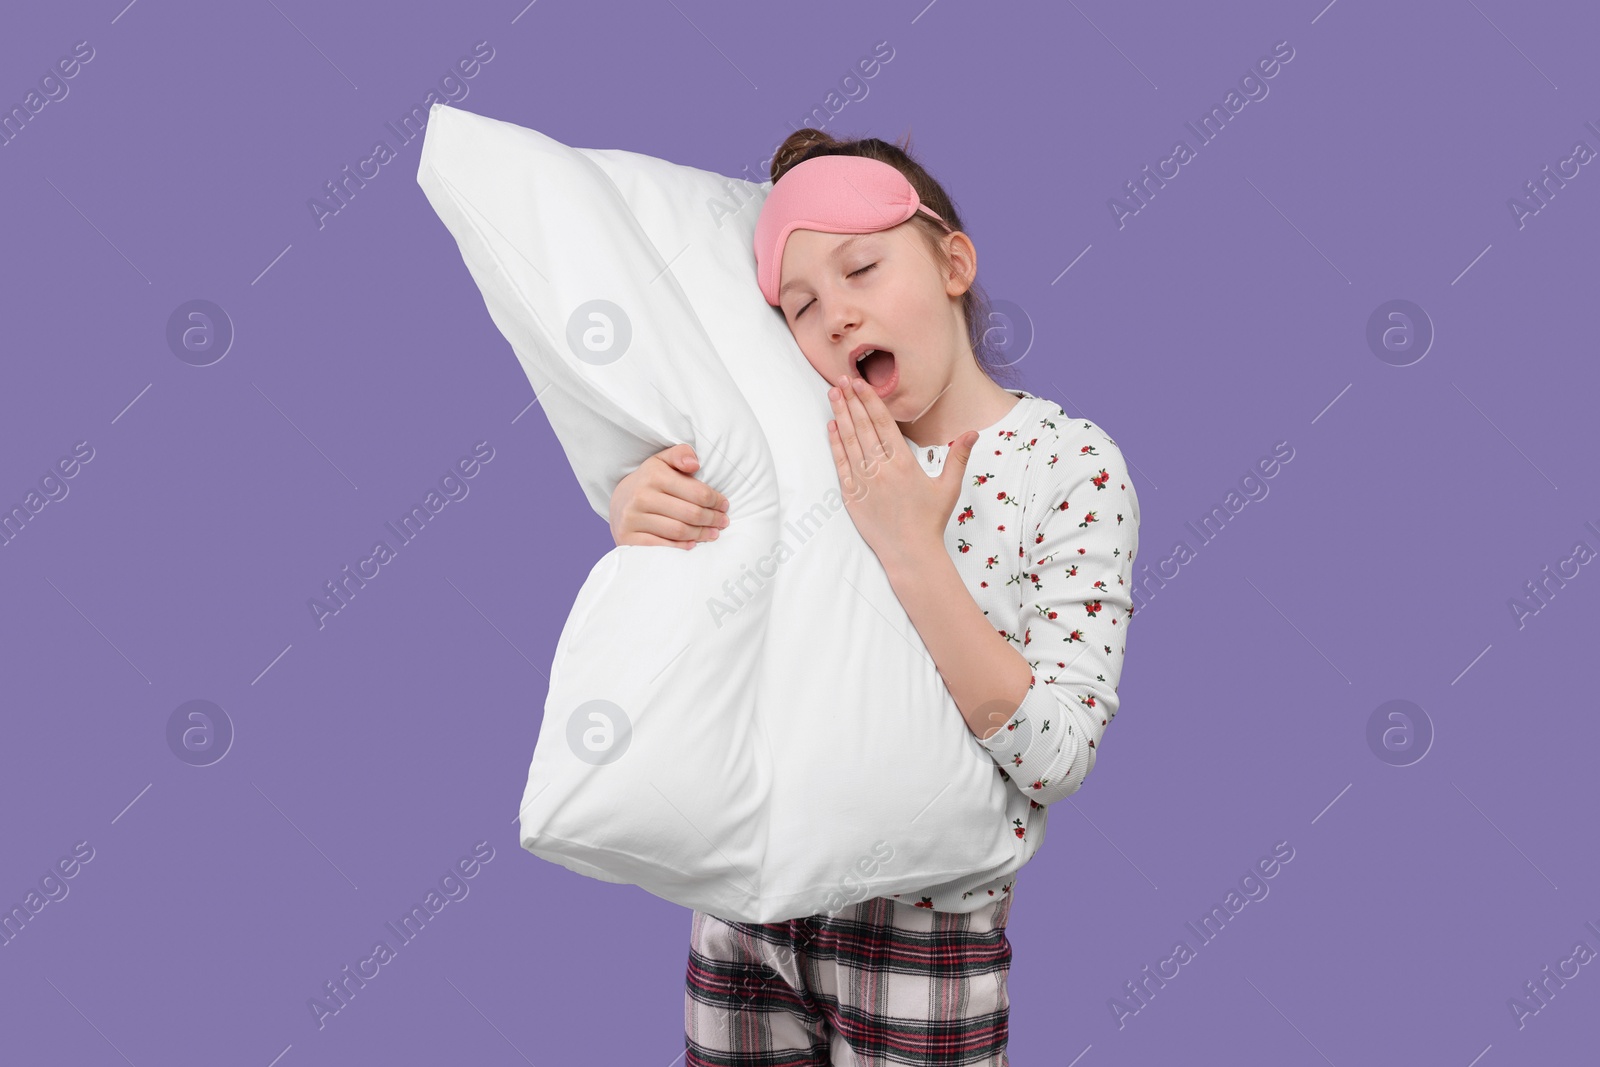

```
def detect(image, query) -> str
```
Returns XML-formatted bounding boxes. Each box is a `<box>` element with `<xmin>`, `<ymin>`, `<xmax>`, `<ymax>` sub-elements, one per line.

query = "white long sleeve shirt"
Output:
<box><xmin>878</xmin><ymin>388</ymin><xmax>1141</xmax><ymax>913</ymax></box>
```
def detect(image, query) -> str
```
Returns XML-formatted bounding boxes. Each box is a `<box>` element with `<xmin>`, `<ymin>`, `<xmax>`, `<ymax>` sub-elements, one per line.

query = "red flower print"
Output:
<box><xmin>956</xmin><ymin>506</ymin><xmax>974</xmax><ymax>524</ymax></box>
<box><xmin>957</xmin><ymin>538</ymin><xmax>972</xmax><ymax>553</ymax></box>
<box><xmin>1091</xmin><ymin>468</ymin><xmax>1110</xmax><ymax>490</ymax></box>
<box><xmin>913</xmin><ymin>897</ymin><xmax>934</xmax><ymax>909</ymax></box>
<box><xmin>1078</xmin><ymin>510</ymin><xmax>1099</xmax><ymax>528</ymax></box>
<box><xmin>1085</xmin><ymin>600</ymin><xmax>1103</xmax><ymax>616</ymax></box>
<box><xmin>1012</xmin><ymin>818</ymin><xmax>1026</xmax><ymax>839</ymax></box>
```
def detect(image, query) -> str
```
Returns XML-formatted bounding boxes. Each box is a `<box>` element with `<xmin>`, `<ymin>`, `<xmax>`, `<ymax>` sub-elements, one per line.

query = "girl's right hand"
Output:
<box><xmin>608</xmin><ymin>443</ymin><xmax>730</xmax><ymax>549</ymax></box>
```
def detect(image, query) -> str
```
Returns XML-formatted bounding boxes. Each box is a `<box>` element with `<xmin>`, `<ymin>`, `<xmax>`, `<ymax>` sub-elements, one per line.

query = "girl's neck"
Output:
<box><xmin>900</xmin><ymin>359</ymin><xmax>1022</xmax><ymax>448</ymax></box>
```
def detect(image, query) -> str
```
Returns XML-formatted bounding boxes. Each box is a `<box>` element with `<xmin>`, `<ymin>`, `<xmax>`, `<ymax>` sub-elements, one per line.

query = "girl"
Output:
<box><xmin>609</xmin><ymin>129</ymin><xmax>1141</xmax><ymax>1067</ymax></box>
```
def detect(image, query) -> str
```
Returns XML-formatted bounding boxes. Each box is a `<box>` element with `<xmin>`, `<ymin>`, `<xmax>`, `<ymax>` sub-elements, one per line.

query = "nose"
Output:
<box><xmin>825</xmin><ymin>298</ymin><xmax>861</xmax><ymax>343</ymax></box>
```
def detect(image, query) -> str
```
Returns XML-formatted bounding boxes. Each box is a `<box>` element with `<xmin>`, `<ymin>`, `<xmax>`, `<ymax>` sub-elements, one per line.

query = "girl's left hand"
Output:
<box><xmin>827</xmin><ymin>375</ymin><xmax>978</xmax><ymax>568</ymax></box>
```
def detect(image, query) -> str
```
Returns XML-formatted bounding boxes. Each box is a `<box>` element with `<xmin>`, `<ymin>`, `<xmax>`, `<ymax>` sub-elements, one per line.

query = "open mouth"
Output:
<box><xmin>853</xmin><ymin>348</ymin><xmax>899</xmax><ymax>399</ymax></box>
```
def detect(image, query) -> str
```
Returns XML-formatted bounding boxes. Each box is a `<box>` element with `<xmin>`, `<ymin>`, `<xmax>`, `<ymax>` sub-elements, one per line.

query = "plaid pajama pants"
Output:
<box><xmin>684</xmin><ymin>891</ymin><xmax>1014</xmax><ymax>1066</ymax></box>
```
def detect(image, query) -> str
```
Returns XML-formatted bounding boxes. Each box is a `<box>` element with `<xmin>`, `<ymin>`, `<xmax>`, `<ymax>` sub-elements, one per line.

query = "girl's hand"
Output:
<box><xmin>608</xmin><ymin>443</ymin><xmax>730</xmax><ymax>549</ymax></box>
<box><xmin>827</xmin><ymin>375</ymin><xmax>977</xmax><ymax>567</ymax></box>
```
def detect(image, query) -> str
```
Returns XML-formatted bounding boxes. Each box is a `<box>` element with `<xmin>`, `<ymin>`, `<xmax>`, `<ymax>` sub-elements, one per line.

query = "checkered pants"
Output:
<box><xmin>684</xmin><ymin>892</ymin><xmax>1014</xmax><ymax>1066</ymax></box>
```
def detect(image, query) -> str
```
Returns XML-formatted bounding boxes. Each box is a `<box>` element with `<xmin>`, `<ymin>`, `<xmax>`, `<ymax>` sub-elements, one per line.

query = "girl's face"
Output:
<box><xmin>776</xmin><ymin>222</ymin><xmax>976</xmax><ymax>425</ymax></box>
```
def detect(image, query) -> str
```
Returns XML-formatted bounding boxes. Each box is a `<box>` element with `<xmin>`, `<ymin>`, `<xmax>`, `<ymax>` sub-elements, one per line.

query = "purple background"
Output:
<box><xmin>3</xmin><ymin>0</ymin><xmax>1597</xmax><ymax>1063</ymax></box>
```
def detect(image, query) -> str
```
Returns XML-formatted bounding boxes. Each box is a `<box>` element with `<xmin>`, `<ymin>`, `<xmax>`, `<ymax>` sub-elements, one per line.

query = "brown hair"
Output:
<box><xmin>768</xmin><ymin>128</ymin><xmax>1019</xmax><ymax>388</ymax></box>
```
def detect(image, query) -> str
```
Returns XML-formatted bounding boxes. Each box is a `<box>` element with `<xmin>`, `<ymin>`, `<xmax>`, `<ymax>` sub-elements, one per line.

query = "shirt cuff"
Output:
<box><xmin>976</xmin><ymin>682</ymin><xmax>1094</xmax><ymax>804</ymax></box>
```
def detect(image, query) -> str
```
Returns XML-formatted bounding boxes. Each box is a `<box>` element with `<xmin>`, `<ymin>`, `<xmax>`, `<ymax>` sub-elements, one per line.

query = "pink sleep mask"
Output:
<box><xmin>754</xmin><ymin>153</ymin><xmax>946</xmax><ymax>306</ymax></box>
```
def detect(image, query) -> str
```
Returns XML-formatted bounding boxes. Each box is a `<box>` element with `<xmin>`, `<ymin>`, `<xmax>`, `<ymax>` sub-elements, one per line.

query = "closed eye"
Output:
<box><xmin>793</xmin><ymin>263</ymin><xmax>877</xmax><ymax>319</ymax></box>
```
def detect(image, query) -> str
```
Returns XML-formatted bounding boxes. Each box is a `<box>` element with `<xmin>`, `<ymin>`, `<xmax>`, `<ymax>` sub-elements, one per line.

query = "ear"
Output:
<box><xmin>942</xmin><ymin>231</ymin><xmax>978</xmax><ymax>297</ymax></box>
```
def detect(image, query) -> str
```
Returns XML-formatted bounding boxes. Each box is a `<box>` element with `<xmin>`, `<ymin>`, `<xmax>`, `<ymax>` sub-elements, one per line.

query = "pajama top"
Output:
<box><xmin>878</xmin><ymin>387</ymin><xmax>1140</xmax><ymax>914</ymax></box>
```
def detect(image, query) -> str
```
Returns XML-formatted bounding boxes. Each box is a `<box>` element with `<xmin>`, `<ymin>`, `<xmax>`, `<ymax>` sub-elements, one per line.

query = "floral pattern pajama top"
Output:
<box><xmin>882</xmin><ymin>388</ymin><xmax>1141</xmax><ymax>914</ymax></box>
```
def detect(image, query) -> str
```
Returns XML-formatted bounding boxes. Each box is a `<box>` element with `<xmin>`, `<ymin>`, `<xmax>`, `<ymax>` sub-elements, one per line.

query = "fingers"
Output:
<box><xmin>658</xmin><ymin>442</ymin><xmax>700</xmax><ymax>473</ymax></box>
<box><xmin>630</xmin><ymin>474</ymin><xmax>730</xmax><ymax>547</ymax></box>
<box><xmin>652</xmin><ymin>445</ymin><xmax>729</xmax><ymax>512</ymax></box>
<box><xmin>828</xmin><ymin>380</ymin><xmax>868</xmax><ymax>476</ymax></box>
<box><xmin>826</xmin><ymin>416</ymin><xmax>857</xmax><ymax>502</ymax></box>
<box><xmin>848</xmin><ymin>376</ymin><xmax>899</xmax><ymax>457</ymax></box>
<box><xmin>651</xmin><ymin>491</ymin><xmax>730</xmax><ymax>534</ymax></box>
<box><xmin>633</xmin><ymin>509</ymin><xmax>724</xmax><ymax>546</ymax></box>
<box><xmin>841</xmin><ymin>378</ymin><xmax>888</xmax><ymax>456</ymax></box>
<box><xmin>625</xmin><ymin>444</ymin><xmax>732</xmax><ymax>550</ymax></box>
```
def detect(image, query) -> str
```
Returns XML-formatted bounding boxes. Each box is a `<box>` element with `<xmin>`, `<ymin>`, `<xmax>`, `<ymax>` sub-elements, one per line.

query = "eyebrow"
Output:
<box><xmin>778</xmin><ymin>234</ymin><xmax>875</xmax><ymax>299</ymax></box>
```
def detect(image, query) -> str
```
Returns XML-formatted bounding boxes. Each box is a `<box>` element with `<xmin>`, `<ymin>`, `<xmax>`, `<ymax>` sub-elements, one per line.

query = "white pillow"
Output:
<box><xmin>416</xmin><ymin>103</ymin><xmax>1024</xmax><ymax>922</ymax></box>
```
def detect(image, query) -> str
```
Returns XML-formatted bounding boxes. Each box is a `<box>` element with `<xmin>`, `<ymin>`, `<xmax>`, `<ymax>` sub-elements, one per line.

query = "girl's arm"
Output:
<box><xmin>880</xmin><ymin>545</ymin><xmax>1033</xmax><ymax>742</ymax></box>
<box><xmin>884</xmin><ymin>423</ymin><xmax>1141</xmax><ymax>806</ymax></box>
